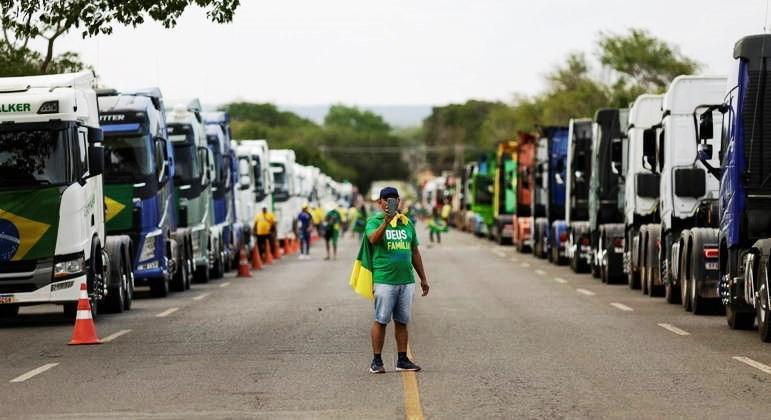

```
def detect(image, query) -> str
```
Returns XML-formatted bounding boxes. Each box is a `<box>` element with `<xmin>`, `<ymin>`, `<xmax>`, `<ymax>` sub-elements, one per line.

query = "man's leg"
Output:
<box><xmin>393</xmin><ymin>284</ymin><xmax>421</xmax><ymax>371</ymax></box>
<box><xmin>394</xmin><ymin>321</ymin><xmax>408</xmax><ymax>353</ymax></box>
<box><xmin>371</xmin><ymin>322</ymin><xmax>386</xmax><ymax>354</ymax></box>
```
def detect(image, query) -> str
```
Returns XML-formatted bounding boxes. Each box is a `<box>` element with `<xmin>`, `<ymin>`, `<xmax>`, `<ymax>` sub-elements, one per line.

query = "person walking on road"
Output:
<box><xmin>324</xmin><ymin>207</ymin><xmax>342</xmax><ymax>260</ymax></box>
<box><xmin>253</xmin><ymin>207</ymin><xmax>275</xmax><ymax>259</ymax></box>
<box><xmin>428</xmin><ymin>208</ymin><xmax>447</xmax><ymax>244</ymax></box>
<box><xmin>297</xmin><ymin>205</ymin><xmax>313</xmax><ymax>259</ymax></box>
<box><xmin>366</xmin><ymin>187</ymin><xmax>429</xmax><ymax>374</ymax></box>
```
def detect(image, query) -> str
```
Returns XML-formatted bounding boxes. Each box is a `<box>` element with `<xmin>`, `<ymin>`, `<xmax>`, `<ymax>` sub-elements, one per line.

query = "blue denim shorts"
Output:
<box><xmin>374</xmin><ymin>283</ymin><xmax>415</xmax><ymax>325</ymax></box>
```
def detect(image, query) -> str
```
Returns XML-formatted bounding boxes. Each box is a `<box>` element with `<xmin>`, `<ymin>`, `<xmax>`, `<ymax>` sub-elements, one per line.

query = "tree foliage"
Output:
<box><xmin>0</xmin><ymin>0</ymin><xmax>240</xmax><ymax>72</ymax></box>
<box><xmin>224</xmin><ymin>103</ymin><xmax>409</xmax><ymax>192</ymax></box>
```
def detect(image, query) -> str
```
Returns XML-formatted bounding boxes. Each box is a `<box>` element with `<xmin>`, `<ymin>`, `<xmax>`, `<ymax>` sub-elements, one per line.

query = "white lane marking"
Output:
<box><xmin>219</xmin><ymin>282</ymin><xmax>230</xmax><ymax>288</ymax></box>
<box><xmin>10</xmin><ymin>363</ymin><xmax>59</xmax><ymax>383</ymax></box>
<box><xmin>658</xmin><ymin>323</ymin><xmax>690</xmax><ymax>336</ymax></box>
<box><xmin>520</xmin><ymin>262</ymin><xmax>531</xmax><ymax>268</ymax></box>
<box><xmin>610</xmin><ymin>302</ymin><xmax>634</xmax><ymax>312</ymax></box>
<box><xmin>535</xmin><ymin>269</ymin><xmax>546</xmax><ymax>276</ymax></box>
<box><xmin>493</xmin><ymin>250</ymin><xmax>506</xmax><ymax>258</ymax></box>
<box><xmin>156</xmin><ymin>308</ymin><xmax>179</xmax><ymax>318</ymax></box>
<box><xmin>193</xmin><ymin>292</ymin><xmax>211</xmax><ymax>301</ymax></box>
<box><xmin>102</xmin><ymin>329</ymin><xmax>132</xmax><ymax>343</ymax></box>
<box><xmin>733</xmin><ymin>356</ymin><xmax>771</xmax><ymax>375</ymax></box>
<box><xmin>576</xmin><ymin>288</ymin><xmax>595</xmax><ymax>296</ymax></box>
<box><xmin>554</xmin><ymin>277</ymin><xmax>567</xmax><ymax>284</ymax></box>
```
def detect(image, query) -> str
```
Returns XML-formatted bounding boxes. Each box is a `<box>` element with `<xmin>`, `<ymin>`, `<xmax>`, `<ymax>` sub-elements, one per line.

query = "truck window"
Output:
<box><xmin>0</xmin><ymin>126</ymin><xmax>71</xmax><ymax>187</ymax></box>
<box><xmin>104</xmin><ymin>133</ymin><xmax>155</xmax><ymax>179</ymax></box>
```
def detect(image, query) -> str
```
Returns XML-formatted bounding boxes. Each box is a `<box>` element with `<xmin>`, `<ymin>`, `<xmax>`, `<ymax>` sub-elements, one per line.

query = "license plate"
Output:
<box><xmin>614</xmin><ymin>247</ymin><xmax>624</xmax><ymax>253</ymax></box>
<box><xmin>0</xmin><ymin>295</ymin><xmax>16</xmax><ymax>304</ymax></box>
<box><xmin>705</xmin><ymin>262</ymin><xmax>718</xmax><ymax>270</ymax></box>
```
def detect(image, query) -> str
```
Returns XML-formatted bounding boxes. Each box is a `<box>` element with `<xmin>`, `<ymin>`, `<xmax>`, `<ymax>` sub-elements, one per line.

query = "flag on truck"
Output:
<box><xmin>0</xmin><ymin>187</ymin><xmax>60</xmax><ymax>262</ymax></box>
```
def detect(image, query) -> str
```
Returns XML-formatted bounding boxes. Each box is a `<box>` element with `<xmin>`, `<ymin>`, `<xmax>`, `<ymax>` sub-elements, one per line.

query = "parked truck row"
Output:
<box><xmin>0</xmin><ymin>72</ymin><xmax>353</xmax><ymax>319</ymax></box>
<box><xmin>448</xmin><ymin>33</ymin><xmax>771</xmax><ymax>342</ymax></box>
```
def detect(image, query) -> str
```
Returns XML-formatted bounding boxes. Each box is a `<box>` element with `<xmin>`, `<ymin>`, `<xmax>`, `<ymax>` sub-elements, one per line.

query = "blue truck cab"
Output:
<box><xmin>97</xmin><ymin>88</ymin><xmax>193</xmax><ymax>297</ymax></box>
<box><xmin>545</xmin><ymin>127</ymin><xmax>569</xmax><ymax>265</ymax></box>
<box><xmin>203</xmin><ymin>112</ymin><xmax>239</xmax><ymax>277</ymax></box>
<box><xmin>703</xmin><ymin>34</ymin><xmax>771</xmax><ymax>338</ymax></box>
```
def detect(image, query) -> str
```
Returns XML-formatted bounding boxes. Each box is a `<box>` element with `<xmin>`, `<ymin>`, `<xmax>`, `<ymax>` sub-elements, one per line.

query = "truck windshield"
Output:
<box><xmin>103</xmin><ymin>134</ymin><xmax>155</xmax><ymax>180</ymax></box>
<box><xmin>253</xmin><ymin>156</ymin><xmax>264</xmax><ymax>194</ymax></box>
<box><xmin>207</xmin><ymin>137</ymin><xmax>224</xmax><ymax>187</ymax></box>
<box><xmin>474</xmin><ymin>177</ymin><xmax>493</xmax><ymax>204</ymax></box>
<box><xmin>173</xmin><ymin>144</ymin><xmax>201</xmax><ymax>183</ymax></box>
<box><xmin>0</xmin><ymin>127</ymin><xmax>70</xmax><ymax>187</ymax></box>
<box><xmin>271</xmin><ymin>162</ymin><xmax>289</xmax><ymax>202</ymax></box>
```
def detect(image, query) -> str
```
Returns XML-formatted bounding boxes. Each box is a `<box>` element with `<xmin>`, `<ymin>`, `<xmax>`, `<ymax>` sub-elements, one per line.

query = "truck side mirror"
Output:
<box><xmin>88</xmin><ymin>144</ymin><xmax>105</xmax><ymax>176</ymax></box>
<box><xmin>610</xmin><ymin>139</ymin><xmax>623</xmax><ymax>176</ymax></box>
<box><xmin>642</xmin><ymin>128</ymin><xmax>657</xmax><ymax>171</ymax></box>
<box><xmin>699</xmin><ymin>111</ymin><xmax>714</xmax><ymax>141</ymax></box>
<box><xmin>87</xmin><ymin>126</ymin><xmax>103</xmax><ymax>144</ymax></box>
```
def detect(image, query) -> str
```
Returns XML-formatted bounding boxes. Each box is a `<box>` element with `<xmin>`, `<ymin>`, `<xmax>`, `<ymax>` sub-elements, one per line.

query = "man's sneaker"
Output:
<box><xmin>395</xmin><ymin>358</ymin><xmax>421</xmax><ymax>372</ymax></box>
<box><xmin>369</xmin><ymin>359</ymin><xmax>385</xmax><ymax>374</ymax></box>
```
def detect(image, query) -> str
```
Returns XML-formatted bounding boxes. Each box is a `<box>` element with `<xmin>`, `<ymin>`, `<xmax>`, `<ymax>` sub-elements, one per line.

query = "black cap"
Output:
<box><xmin>379</xmin><ymin>187</ymin><xmax>399</xmax><ymax>199</ymax></box>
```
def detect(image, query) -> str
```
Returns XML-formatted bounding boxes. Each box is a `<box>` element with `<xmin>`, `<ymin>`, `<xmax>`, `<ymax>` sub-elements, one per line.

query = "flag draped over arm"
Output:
<box><xmin>349</xmin><ymin>236</ymin><xmax>374</xmax><ymax>300</ymax></box>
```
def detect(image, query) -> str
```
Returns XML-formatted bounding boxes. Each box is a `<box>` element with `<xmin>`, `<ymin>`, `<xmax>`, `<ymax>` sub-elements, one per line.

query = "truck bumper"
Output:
<box><xmin>0</xmin><ymin>274</ymin><xmax>86</xmax><ymax>305</ymax></box>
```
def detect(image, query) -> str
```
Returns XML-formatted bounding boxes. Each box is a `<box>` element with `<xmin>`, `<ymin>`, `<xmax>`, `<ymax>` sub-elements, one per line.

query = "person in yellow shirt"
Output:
<box><xmin>253</xmin><ymin>207</ymin><xmax>276</xmax><ymax>258</ymax></box>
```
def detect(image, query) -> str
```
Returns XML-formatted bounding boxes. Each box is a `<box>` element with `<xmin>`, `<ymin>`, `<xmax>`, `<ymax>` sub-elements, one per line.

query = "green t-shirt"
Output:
<box><xmin>365</xmin><ymin>212</ymin><xmax>419</xmax><ymax>285</ymax></box>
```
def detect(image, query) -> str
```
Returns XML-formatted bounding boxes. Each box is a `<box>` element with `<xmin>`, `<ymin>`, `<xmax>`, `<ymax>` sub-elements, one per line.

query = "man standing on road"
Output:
<box><xmin>324</xmin><ymin>206</ymin><xmax>342</xmax><ymax>260</ymax></box>
<box><xmin>253</xmin><ymin>207</ymin><xmax>275</xmax><ymax>260</ymax></box>
<box><xmin>297</xmin><ymin>205</ymin><xmax>313</xmax><ymax>259</ymax></box>
<box><xmin>366</xmin><ymin>187</ymin><xmax>429</xmax><ymax>374</ymax></box>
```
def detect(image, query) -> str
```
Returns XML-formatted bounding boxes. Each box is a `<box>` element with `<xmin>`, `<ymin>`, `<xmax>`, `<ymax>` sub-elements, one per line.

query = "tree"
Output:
<box><xmin>0</xmin><ymin>40</ymin><xmax>88</xmax><ymax>77</ymax></box>
<box><xmin>0</xmin><ymin>0</ymin><xmax>240</xmax><ymax>72</ymax></box>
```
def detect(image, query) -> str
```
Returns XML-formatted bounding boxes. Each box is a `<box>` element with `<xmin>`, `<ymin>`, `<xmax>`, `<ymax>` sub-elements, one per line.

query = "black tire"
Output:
<box><xmin>171</xmin><ymin>241</ymin><xmax>188</xmax><ymax>292</ymax></box>
<box><xmin>756</xmin><ymin>257</ymin><xmax>771</xmax><ymax>342</ymax></box>
<box><xmin>210</xmin><ymin>241</ymin><xmax>224</xmax><ymax>280</ymax></box>
<box><xmin>0</xmin><ymin>304</ymin><xmax>19</xmax><ymax>317</ymax></box>
<box><xmin>647</xmin><ymin>229</ymin><xmax>663</xmax><ymax>297</ymax></box>
<box><xmin>691</xmin><ymin>274</ymin><xmax>709</xmax><ymax>315</ymax></box>
<box><xmin>681</xmin><ymin>239</ymin><xmax>692</xmax><ymax>311</ymax></box>
<box><xmin>663</xmin><ymin>233</ymin><xmax>680</xmax><ymax>304</ymax></box>
<box><xmin>149</xmin><ymin>275</ymin><xmax>170</xmax><ymax>298</ymax></box>
<box><xmin>124</xmin><ymin>266</ymin><xmax>134</xmax><ymax>311</ymax></box>
<box><xmin>727</xmin><ymin>304</ymin><xmax>755</xmax><ymax>330</ymax></box>
<box><xmin>194</xmin><ymin>262</ymin><xmax>210</xmax><ymax>284</ymax></box>
<box><xmin>103</xmin><ymin>261</ymin><xmax>126</xmax><ymax>313</ymax></box>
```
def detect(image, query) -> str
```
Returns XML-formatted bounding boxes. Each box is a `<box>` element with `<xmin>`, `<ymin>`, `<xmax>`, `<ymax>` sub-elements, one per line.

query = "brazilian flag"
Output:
<box><xmin>0</xmin><ymin>187</ymin><xmax>60</xmax><ymax>262</ymax></box>
<box><xmin>349</xmin><ymin>236</ymin><xmax>374</xmax><ymax>300</ymax></box>
<box><xmin>104</xmin><ymin>184</ymin><xmax>133</xmax><ymax>232</ymax></box>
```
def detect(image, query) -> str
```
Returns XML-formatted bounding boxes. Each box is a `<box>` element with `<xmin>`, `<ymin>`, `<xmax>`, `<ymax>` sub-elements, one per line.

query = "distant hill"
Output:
<box><xmin>279</xmin><ymin>104</ymin><xmax>433</xmax><ymax>128</ymax></box>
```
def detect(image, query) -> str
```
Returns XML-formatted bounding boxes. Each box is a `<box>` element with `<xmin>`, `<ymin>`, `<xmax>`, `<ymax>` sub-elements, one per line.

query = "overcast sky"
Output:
<box><xmin>46</xmin><ymin>0</ymin><xmax>768</xmax><ymax>107</ymax></box>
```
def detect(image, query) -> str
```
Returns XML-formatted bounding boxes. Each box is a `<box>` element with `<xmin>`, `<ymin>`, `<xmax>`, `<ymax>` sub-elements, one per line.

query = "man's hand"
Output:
<box><xmin>383</xmin><ymin>211</ymin><xmax>396</xmax><ymax>225</ymax></box>
<box><xmin>420</xmin><ymin>279</ymin><xmax>429</xmax><ymax>296</ymax></box>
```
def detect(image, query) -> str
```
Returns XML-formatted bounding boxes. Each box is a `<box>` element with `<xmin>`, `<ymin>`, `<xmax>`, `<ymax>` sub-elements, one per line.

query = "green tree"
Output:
<box><xmin>0</xmin><ymin>0</ymin><xmax>240</xmax><ymax>72</ymax></box>
<box><xmin>0</xmin><ymin>40</ymin><xmax>88</xmax><ymax>77</ymax></box>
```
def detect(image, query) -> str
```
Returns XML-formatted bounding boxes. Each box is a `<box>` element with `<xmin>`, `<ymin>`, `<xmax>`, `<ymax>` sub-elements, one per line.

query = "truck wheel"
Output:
<box><xmin>727</xmin><ymin>304</ymin><xmax>755</xmax><ymax>330</ymax></box>
<box><xmin>171</xmin><ymin>242</ymin><xmax>188</xmax><ymax>292</ymax></box>
<box><xmin>756</xmin><ymin>258</ymin><xmax>771</xmax><ymax>342</ymax></box>
<box><xmin>194</xmin><ymin>263</ymin><xmax>210</xmax><ymax>284</ymax></box>
<box><xmin>665</xmin><ymin>283</ymin><xmax>680</xmax><ymax>304</ymax></box>
<box><xmin>0</xmin><ymin>304</ymin><xmax>19</xmax><ymax>318</ymax></box>
<box><xmin>149</xmin><ymin>276</ymin><xmax>170</xmax><ymax>298</ymax></box>
<box><xmin>103</xmin><ymin>262</ymin><xmax>127</xmax><ymax>313</ymax></box>
<box><xmin>124</xmin><ymin>266</ymin><xmax>134</xmax><ymax>311</ymax></box>
<box><xmin>690</xmin><ymin>274</ymin><xmax>708</xmax><ymax>315</ymax></box>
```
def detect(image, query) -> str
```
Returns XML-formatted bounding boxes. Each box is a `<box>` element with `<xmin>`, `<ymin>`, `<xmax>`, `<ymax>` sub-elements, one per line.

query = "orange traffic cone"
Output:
<box><xmin>264</xmin><ymin>246</ymin><xmax>273</xmax><ymax>264</ymax></box>
<box><xmin>273</xmin><ymin>241</ymin><xmax>282</xmax><ymax>260</ymax></box>
<box><xmin>68</xmin><ymin>283</ymin><xmax>101</xmax><ymax>345</ymax></box>
<box><xmin>251</xmin><ymin>245</ymin><xmax>263</xmax><ymax>270</ymax></box>
<box><xmin>293</xmin><ymin>238</ymin><xmax>300</xmax><ymax>253</ymax></box>
<box><xmin>238</xmin><ymin>248</ymin><xmax>252</xmax><ymax>277</ymax></box>
<box><xmin>283</xmin><ymin>239</ymin><xmax>292</xmax><ymax>256</ymax></box>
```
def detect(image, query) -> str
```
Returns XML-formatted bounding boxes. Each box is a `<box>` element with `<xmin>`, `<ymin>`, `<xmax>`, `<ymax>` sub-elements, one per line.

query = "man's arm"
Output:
<box><xmin>367</xmin><ymin>214</ymin><xmax>395</xmax><ymax>244</ymax></box>
<box><xmin>412</xmin><ymin>247</ymin><xmax>429</xmax><ymax>296</ymax></box>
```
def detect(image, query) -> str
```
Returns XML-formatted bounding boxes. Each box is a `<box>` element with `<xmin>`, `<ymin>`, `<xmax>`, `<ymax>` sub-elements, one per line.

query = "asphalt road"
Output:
<box><xmin>2</xmin><ymin>229</ymin><xmax>771</xmax><ymax>419</ymax></box>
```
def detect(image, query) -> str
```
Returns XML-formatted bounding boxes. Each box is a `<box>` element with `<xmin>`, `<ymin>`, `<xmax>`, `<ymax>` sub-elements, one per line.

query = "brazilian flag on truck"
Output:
<box><xmin>104</xmin><ymin>184</ymin><xmax>134</xmax><ymax>232</ymax></box>
<box><xmin>0</xmin><ymin>187</ymin><xmax>60</xmax><ymax>262</ymax></box>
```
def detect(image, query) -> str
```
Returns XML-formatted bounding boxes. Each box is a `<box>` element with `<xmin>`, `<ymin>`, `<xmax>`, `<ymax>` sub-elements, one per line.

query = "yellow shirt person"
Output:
<box><xmin>253</xmin><ymin>210</ymin><xmax>276</xmax><ymax>236</ymax></box>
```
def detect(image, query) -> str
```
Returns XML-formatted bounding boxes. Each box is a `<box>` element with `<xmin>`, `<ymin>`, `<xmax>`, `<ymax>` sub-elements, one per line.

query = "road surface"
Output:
<box><xmin>2</xmin><ymin>230</ymin><xmax>771</xmax><ymax>419</ymax></box>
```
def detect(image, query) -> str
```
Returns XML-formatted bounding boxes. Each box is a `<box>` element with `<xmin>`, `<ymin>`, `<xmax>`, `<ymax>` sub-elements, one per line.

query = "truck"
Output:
<box><xmin>697</xmin><ymin>34</ymin><xmax>771</xmax><ymax>338</ymax></box>
<box><xmin>533</xmin><ymin>127</ymin><xmax>569</xmax><ymax>262</ymax></box>
<box><xmin>166</xmin><ymin>100</ymin><xmax>215</xmax><ymax>283</ymax></box>
<box><xmin>512</xmin><ymin>133</ymin><xmax>537</xmax><ymax>253</ymax></box>
<box><xmin>203</xmin><ymin>117</ymin><xmax>236</xmax><ymax>277</ymax></box>
<box><xmin>469</xmin><ymin>154</ymin><xmax>495</xmax><ymax>237</ymax></box>
<box><xmin>239</xmin><ymin>139</ymin><xmax>274</xmax><ymax>214</ymax></box>
<box><xmin>0</xmin><ymin>71</ymin><xmax>132</xmax><ymax>318</ymax></box>
<box><xmin>564</xmin><ymin>119</ymin><xmax>594</xmax><ymax>272</ymax></box>
<box><xmin>623</xmin><ymin>95</ymin><xmax>663</xmax><ymax>290</ymax></box>
<box><xmin>491</xmin><ymin>140</ymin><xmax>518</xmax><ymax>245</ymax></box>
<box><xmin>640</xmin><ymin>76</ymin><xmax>725</xmax><ymax>305</ymax></box>
<box><xmin>270</xmin><ymin>149</ymin><xmax>298</xmax><ymax>247</ymax></box>
<box><xmin>588</xmin><ymin>108</ymin><xmax>628</xmax><ymax>283</ymax></box>
<box><xmin>97</xmin><ymin>88</ymin><xmax>193</xmax><ymax>299</ymax></box>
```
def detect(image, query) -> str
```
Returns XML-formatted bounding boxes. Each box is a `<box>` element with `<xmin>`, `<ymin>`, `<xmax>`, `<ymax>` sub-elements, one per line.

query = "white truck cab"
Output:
<box><xmin>269</xmin><ymin>149</ymin><xmax>298</xmax><ymax>243</ymax></box>
<box><xmin>0</xmin><ymin>71</ymin><xmax>130</xmax><ymax>317</ymax></box>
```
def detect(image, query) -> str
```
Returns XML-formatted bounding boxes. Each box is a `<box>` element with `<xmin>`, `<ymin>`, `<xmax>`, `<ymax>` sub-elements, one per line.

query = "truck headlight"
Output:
<box><xmin>139</xmin><ymin>231</ymin><xmax>162</xmax><ymax>262</ymax></box>
<box><xmin>54</xmin><ymin>253</ymin><xmax>86</xmax><ymax>280</ymax></box>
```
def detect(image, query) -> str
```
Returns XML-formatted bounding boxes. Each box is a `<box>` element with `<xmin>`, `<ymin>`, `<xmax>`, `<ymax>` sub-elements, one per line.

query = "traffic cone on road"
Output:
<box><xmin>68</xmin><ymin>283</ymin><xmax>101</xmax><ymax>345</ymax></box>
<box><xmin>284</xmin><ymin>239</ymin><xmax>292</xmax><ymax>256</ymax></box>
<box><xmin>251</xmin><ymin>245</ymin><xmax>263</xmax><ymax>270</ymax></box>
<box><xmin>238</xmin><ymin>248</ymin><xmax>252</xmax><ymax>277</ymax></box>
<box><xmin>264</xmin><ymin>246</ymin><xmax>273</xmax><ymax>264</ymax></box>
<box><xmin>273</xmin><ymin>241</ymin><xmax>282</xmax><ymax>260</ymax></box>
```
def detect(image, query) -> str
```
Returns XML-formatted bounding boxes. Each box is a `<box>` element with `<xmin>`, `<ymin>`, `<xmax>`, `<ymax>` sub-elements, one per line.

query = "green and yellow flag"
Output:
<box><xmin>104</xmin><ymin>184</ymin><xmax>133</xmax><ymax>232</ymax></box>
<box><xmin>0</xmin><ymin>187</ymin><xmax>61</xmax><ymax>262</ymax></box>
<box><xmin>349</xmin><ymin>236</ymin><xmax>374</xmax><ymax>300</ymax></box>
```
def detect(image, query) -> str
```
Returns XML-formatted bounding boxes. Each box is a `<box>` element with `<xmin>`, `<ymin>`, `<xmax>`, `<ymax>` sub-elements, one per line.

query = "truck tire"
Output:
<box><xmin>210</xmin><ymin>239</ymin><xmax>224</xmax><ymax>280</ymax></box>
<box><xmin>194</xmin><ymin>262</ymin><xmax>210</xmax><ymax>284</ymax></box>
<box><xmin>69</xmin><ymin>241</ymin><xmax>103</xmax><ymax>319</ymax></box>
<box><xmin>663</xmin><ymin>232</ymin><xmax>680</xmax><ymax>304</ymax></box>
<box><xmin>103</xmin><ymin>240</ymin><xmax>129</xmax><ymax>314</ymax></box>
<box><xmin>756</xmin><ymin>257</ymin><xmax>771</xmax><ymax>342</ymax></box>
<box><xmin>171</xmin><ymin>239</ymin><xmax>188</xmax><ymax>292</ymax></box>
<box><xmin>150</xmin><ymin>275</ymin><xmax>170</xmax><ymax>298</ymax></box>
<box><xmin>0</xmin><ymin>304</ymin><xmax>19</xmax><ymax>317</ymax></box>
<box><xmin>640</xmin><ymin>227</ymin><xmax>649</xmax><ymax>295</ymax></box>
<box><xmin>680</xmin><ymin>237</ymin><xmax>692</xmax><ymax>311</ymax></box>
<box><xmin>647</xmin><ymin>228</ymin><xmax>663</xmax><ymax>297</ymax></box>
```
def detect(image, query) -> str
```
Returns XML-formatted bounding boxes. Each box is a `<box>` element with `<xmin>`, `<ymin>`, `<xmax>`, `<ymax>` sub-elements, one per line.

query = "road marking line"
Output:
<box><xmin>219</xmin><ymin>282</ymin><xmax>230</xmax><ymax>288</ymax></box>
<box><xmin>493</xmin><ymin>250</ymin><xmax>506</xmax><ymax>258</ymax></box>
<box><xmin>733</xmin><ymin>356</ymin><xmax>771</xmax><ymax>375</ymax></box>
<box><xmin>610</xmin><ymin>302</ymin><xmax>634</xmax><ymax>312</ymax></box>
<box><xmin>554</xmin><ymin>277</ymin><xmax>567</xmax><ymax>284</ymax></box>
<box><xmin>102</xmin><ymin>329</ymin><xmax>132</xmax><ymax>343</ymax></box>
<box><xmin>156</xmin><ymin>308</ymin><xmax>179</xmax><ymax>318</ymax></box>
<box><xmin>401</xmin><ymin>345</ymin><xmax>425</xmax><ymax>420</ymax></box>
<box><xmin>535</xmin><ymin>269</ymin><xmax>546</xmax><ymax>276</ymax></box>
<box><xmin>193</xmin><ymin>293</ymin><xmax>210</xmax><ymax>301</ymax></box>
<box><xmin>658</xmin><ymin>323</ymin><xmax>690</xmax><ymax>336</ymax></box>
<box><xmin>10</xmin><ymin>363</ymin><xmax>59</xmax><ymax>383</ymax></box>
<box><xmin>520</xmin><ymin>262</ymin><xmax>531</xmax><ymax>268</ymax></box>
<box><xmin>576</xmin><ymin>288</ymin><xmax>595</xmax><ymax>296</ymax></box>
